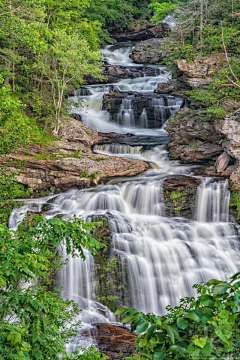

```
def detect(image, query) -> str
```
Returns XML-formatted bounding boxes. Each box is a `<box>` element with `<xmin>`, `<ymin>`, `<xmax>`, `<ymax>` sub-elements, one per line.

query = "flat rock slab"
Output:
<box><xmin>0</xmin><ymin>118</ymin><xmax>149</xmax><ymax>193</ymax></box>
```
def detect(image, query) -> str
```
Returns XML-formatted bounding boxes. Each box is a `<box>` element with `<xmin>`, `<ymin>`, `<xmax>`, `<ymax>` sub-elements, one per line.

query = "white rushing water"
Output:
<box><xmin>10</xmin><ymin>43</ymin><xmax>240</xmax><ymax>351</ymax></box>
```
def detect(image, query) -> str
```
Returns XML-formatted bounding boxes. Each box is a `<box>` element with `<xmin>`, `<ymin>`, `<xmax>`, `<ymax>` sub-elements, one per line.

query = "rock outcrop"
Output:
<box><xmin>1</xmin><ymin>118</ymin><xmax>149</xmax><ymax>193</ymax></box>
<box><xmin>130</xmin><ymin>38</ymin><xmax>163</xmax><ymax>64</ymax></box>
<box><xmin>111</xmin><ymin>20</ymin><xmax>170</xmax><ymax>42</ymax></box>
<box><xmin>221</xmin><ymin>109</ymin><xmax>240</xmax><ymax>187</ymax></box>
<box><xmin>154</xmin><ymin>54</ymin><xmax>226</xmax><ymax>95</ymax></box>
<box><xmin>94</xmin><ymin>323</ymin><xmax>137</xmax><ymax>360</ymax></box>
<box><xmin>166</xmin><ymin>108</ymin><xmax>223</xmax><ymax>163</ymax></box>
<box><xmin>175</xmin><ymin>54</ymin><xmax>225</xmax><ymax>89</ymax></box>
<box><xmin>163</xmin><ymin>175</ymin><xmax>201</xmax><ymax>218</ymax></box>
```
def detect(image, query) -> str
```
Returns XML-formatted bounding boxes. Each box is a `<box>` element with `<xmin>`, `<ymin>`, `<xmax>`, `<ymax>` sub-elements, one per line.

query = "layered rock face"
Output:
<box><xmin>221</xmin><ymin>110</ymin><xmax>240</xmax><ymax>187</ymax></box>
<box><xmin>1</xmin><ymin>118</ymin><xmax>148</xmax><ymax>193</ymax></box>
<box><xmin>166</xmin><ymin>108</ymin><xmax>223</xmax><ymax>163</ymax></box>
<box><xmin>130</xmin><ymin>38</ymin><xmax>163</xmax><ymax>64</ymax></box>
<box><xmin>111</xmin><ymin>20</ymin><xmax>169</xmax><ymax>41</ymax></box>
<box><xmin>176</xmin><ymin>54</ymin><xmax>225</xmax><ymax>89</ymax></box>
<box><xmin>94</xmin><ymin>323</ymin><xmax>137</xmax><ymax>360</ymax></box>
<box><xmin>155</xmin><ymin>53</ymin><xmax>226</xmax><ymax>96</ymax></box>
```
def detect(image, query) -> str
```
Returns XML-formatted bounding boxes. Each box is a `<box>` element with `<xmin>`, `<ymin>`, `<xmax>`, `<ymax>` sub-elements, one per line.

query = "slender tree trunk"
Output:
<box><xmin>200</xmin><ymin>0</ymin><xmax>204</xmax><ymax>53</ymax></box>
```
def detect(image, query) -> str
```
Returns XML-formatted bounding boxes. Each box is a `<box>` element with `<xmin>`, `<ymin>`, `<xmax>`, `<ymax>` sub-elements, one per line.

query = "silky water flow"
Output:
<box><xmin>9</xmin><ymin>42</ymin><xmax>240</xmax><ymax>352</ymax></box>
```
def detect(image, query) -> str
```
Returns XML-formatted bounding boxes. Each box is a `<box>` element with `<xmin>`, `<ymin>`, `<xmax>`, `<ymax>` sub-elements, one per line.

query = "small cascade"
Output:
<box><xmin>195</xmin><ymin>179</ymin><xmax>230</xmax><ymax>222</ymax></box>
<box><xmin>94</xmin><ymin>144</ymin><xmax>143</xmax><ymax>155</ymax></box>
<box><xmin>140</xmin><ymin>108</ymin><xmax>148</xmax><ymax>128</ymax></box>
<box><xmin>101</xmin><ymin>44</ymin><xmax>134</xmax><ymax>66</ymax></box>
<box><xmin>117</xmin><ymin>96</ymin><xmax>135</xmax><ymax>127</ymax></box>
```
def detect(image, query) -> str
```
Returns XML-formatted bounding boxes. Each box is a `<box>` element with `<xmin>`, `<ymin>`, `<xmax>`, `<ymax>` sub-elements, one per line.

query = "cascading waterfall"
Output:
<box><xmin>11</xmin><ymin>42</ymin><xmax>240</xmax><ymax>352</ymax></box>
<box><xmin>195</xmin><ymin>178</ymin><xmax>230</xmax><ymax>222</ymax></box>
<box><xmin>117</xmin><ymin>96</ymin><xmax>135</xmax><ymax>127</ymax></box>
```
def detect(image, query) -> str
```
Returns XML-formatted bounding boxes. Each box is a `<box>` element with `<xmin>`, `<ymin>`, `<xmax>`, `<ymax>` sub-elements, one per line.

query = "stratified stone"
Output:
<box><xmin>166</xmin><ymin>108</ymin><xmax>223</xmax><ymax>163</ymax></box>
<box><xmin>94</xmin><ymin>323</ymin><xmax>137</xmax><ymax>360</ymax></box>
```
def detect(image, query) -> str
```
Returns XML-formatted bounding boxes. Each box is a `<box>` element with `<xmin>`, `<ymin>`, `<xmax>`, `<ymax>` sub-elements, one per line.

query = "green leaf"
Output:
<box><xmin>193</xmin><ymin>337</ymin><xmax>207</xmax><ymax>349</ymax></box>
<box><xmin>162</xmin><ymin>324</ymin><xmax>175</xmax><ymax>344</ymax></box>
<box><xmin>176</xmin><ymin>317</ymin><xmax>189</xmax><ymax>330</ymax></box>
<box><xmin>184</xmin><ymin>312</ymin><xmax>200</xmax><ymax>323</ymax></box>
<box><xmin>219</xmin><ymin>310</ymin><xmax>230</xmax><ymax>319</ymax></box>
<box><xmin>170</xmin><ymin>345</ymin><xmax>188</xmax><ymax>357</ymax></box>
<box><xmin>153</xmin><ymin>352</ymin><xmax>166</xmax><ymax>360</ymax></box>
<box><xmin>199</xmin><ymin>294</ymin><xmax>214</xmax><ymax>306</ymax></box>
<box><xmin>115</xmin><ymin>308</ymin><xmax>130</xmax><ymax>316</ymax></box>
<box><xmin>147</xmin><ymin>324</ymin><xmax>158</xmax><ymax>340</ymax></box>
<box><xmin>136</xmin><ymin>320</ymin><xmax>149</xmax><ymax>334</ymax></box>
<box><xmin>212</xmin><ymin>282</ymin><xmax>228</xmax><ymax>295</ymax></box>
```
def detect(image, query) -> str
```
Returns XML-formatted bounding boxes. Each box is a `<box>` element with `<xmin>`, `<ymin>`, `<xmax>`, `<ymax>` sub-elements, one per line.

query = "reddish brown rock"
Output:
<box><xmin>94</xmin><ymin>323</ymin><xmax>137</xmax><ymax>360</ymax></box>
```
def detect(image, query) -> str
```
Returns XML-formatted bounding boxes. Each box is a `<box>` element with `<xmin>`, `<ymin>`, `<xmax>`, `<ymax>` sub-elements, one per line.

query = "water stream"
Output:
<box><xmin>10</xmin><ymin>42</ymin><xmax>240</xmax><ymax>351</ymax></box>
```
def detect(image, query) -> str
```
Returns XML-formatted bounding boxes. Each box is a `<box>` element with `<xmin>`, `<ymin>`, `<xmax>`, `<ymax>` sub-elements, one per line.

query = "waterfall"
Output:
<box><xmin>17</xmin><ymin>176</ymin><xmax>238</xmax><ymax>318</ymax></box>
<box><xmin>117</xmin><ymin>96</ymin><xmax>135</xmax><ymax>127</ymax></box>
<box><xmin>101</xmin><ymin>44</ymin><xmax>134</xmax><ymax>66</ymax></box>
<box><xmin>11</xmin><ymin>42</ymin><xmax>240</xmax><ymax>352</ymax></box>
<box><xmin>195</xmin><ymin>179</ymin><xmax>230</xmax><ymax>222</ymax></box>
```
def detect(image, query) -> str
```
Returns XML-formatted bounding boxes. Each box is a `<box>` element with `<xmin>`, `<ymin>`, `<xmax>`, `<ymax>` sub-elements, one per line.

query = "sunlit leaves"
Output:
<box><xmin>116</xmin><ymin>272</ymin><xmax>240</xmax><ymax>359</ymax></box>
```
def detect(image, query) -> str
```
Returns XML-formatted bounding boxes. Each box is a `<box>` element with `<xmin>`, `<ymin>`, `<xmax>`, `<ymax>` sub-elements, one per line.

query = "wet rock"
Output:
<box><xmin>111</xmin><ymin>20</ymin><xmax>170</xmax><ymax>42</ymax></box>
<box><xmin>91</xmin><ymin>217</ymin><xmax>127</xmax><ymax>312</ymax></box>
<box><xmin>154</xmin><ymin>80</ymin><xmax>175</xmax><ymax>94</ymax></box>
<box><xmin>163</xmin><ymin>175</ymin><xmax>201</xmax><ymax>218</ymax></box>
<box><xmin>129</xmin><ymin>38</ymin><xmax>163</xmax><ymax>64</ymax></box>
<box><xmin>103</xmin><ymin>91</ymin><xmax>183</xmax><ymax>128</ymax></box>
<box><xmin>175</xmin><ymin>54</ymin><xmax>226</xmax><ymax>89</ymax></box>
<box><xmin>166</xmin><ymin>108</ymin><xmax>223</xmax><ymax>163</ymax></box>
<box><xmin>215</xmin><ymin>152</ymin><xmax>231</xmax><ymax>173</ymax></box>
<box><xmin>84</xmin><ymin>63</ymin><xmax>164</xmax><ymax>84</ymax></box>
<box><xmin>94</xmin><ymin>323</ymin><xmax>137</xmax><ymax>360</ymax></box>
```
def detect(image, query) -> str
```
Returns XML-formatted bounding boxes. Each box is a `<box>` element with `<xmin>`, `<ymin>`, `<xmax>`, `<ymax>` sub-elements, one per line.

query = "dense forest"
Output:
<box><xmin>0</xmin><ymin>0</ymin><xmax>240</xmax><ymax>359</ymax></box>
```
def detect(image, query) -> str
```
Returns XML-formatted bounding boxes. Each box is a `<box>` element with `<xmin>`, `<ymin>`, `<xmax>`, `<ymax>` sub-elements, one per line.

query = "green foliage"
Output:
<box><xmin>64</xmin><ymin>346</ymin><xmax>109</xmax><ymax>359</ymax></box>
<box><xmin>149</xmin><ymin>0</ymin><xmax>178</xmax><ymax>24</ymax></box>
<box><xmin>0</xmin><ymin>214</ymin><xmax>104</xmax><ymax>359</ymax></box>
<box><xmin>117</xmin><ymin>272</ymin><xmax>240</xmax><ymax>359</ymax></box>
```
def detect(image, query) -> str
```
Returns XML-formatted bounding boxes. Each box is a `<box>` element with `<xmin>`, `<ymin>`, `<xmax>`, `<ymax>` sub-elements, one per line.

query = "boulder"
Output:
<box><xmin>175</xmin><ymin>54</ymin><xmax>226</xmax><ymax>89</ymax></box>
<box><xmin>154</xmin><ymin>80</ymin><xmax>175</xmax><ymax>94</ymax></box>
<box><xmin>111</xmin><ymin>20</ymin><xmax>170</xmax><ymax>42</ymax></box>
<box><xmin>166</xmin><ymin>108</ymin><xmax>224</xmax><ymax>163</ymax></box>
<box><xmin>94</xmin><ymin>323</ymin><xmax>137</xmax><ymax>360</ymax></box>
<box><xmin>129</xmin><ymin>38</ymin><xmax>163</xmax><ymax>64</ymax></box>
<box><xmin>215</xmin><ymin>152</ymin><xmax>231</xmax><ymax>173</ymax></box>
